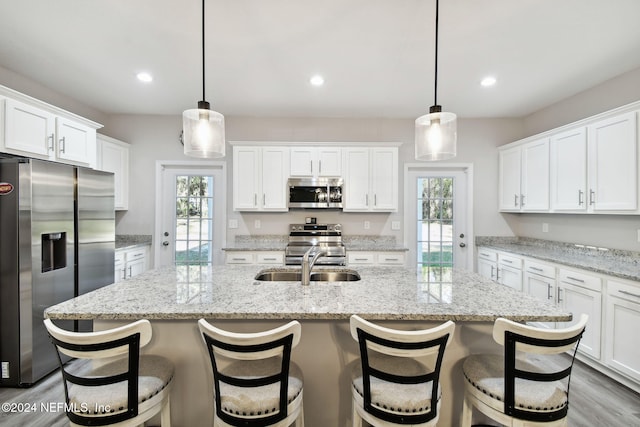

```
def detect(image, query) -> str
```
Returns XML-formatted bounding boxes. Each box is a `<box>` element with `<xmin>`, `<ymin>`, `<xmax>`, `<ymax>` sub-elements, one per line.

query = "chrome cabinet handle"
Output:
<box><xmin>521</xmin><ymin>194</ymin><xmax>525</xmax><ymax>206</ymax></box>
<box><xmin>566</xmin><ymin>276</ymin><xmax>585</xmax><ymax>283</ymax></box>
<box><xmin>589</xmin><ymin>189</ymin><xmax>595</xmax><ymax>205</ymax></box>
<box><xmin>514</xmin><ymin>194</ymin><xmax>518</xmax><ymax>207</ymax></box>
<box><xmin>59</xmin><ymin>136</ymin><xmax>66</xmax><ymax>153</ymax></box>
<box><xmin>254</xmin><ymin>194</ymin><xmax>257</xmax><ymax>206</ymax></box>
<box><xmin>578</xmin><ymin>190</ymin><xmax>584</xmax><ymax>205</ymax></box>
<box><xmin>619</xmin><ymin>290</ymin><xmax>640</xmax><ymax>299</ymax></box>
<box><xmin>547</xmin><ymin>283</ymin><xmax>553</xmax><ymax>300</ymax></box>
<box><xmin>318</xmin><ymin>160</ymin><xmax>321</xmax><ymax>174</ymax></box>
<box><xmin>557</xmin><ymin>288</ymin><xmax>563</xmax><ymax>303</ymax></box>
<box><xmin>529</xmin><ymin>266</ymin><xmax>543</xmax><ymax>272</ymax></box>
<box><xmin>48</xmin><ymin>134</ymin><xmax>55</xmax><ymax>151</ymax></box>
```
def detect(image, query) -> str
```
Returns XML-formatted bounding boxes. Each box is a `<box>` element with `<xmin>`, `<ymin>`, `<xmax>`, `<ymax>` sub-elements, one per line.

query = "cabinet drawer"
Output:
<box><xmin>477</xmin><ymin>249</ymin><xmax>497</xmax><ymax>262</ymax></box>
<box><xmin>226</xmin><ymin>253</ymin><xmax>254</xmax><ymax>264</ymax></box>
<box><xmin>115</xmin><ymin>251</ymin><xmax>125</xmax><ymax>265</ymax></box>
<box><xmin>348</xmin><ymin>252</ymin><xmax>375</xmax><ymax>265</ymax></box>
<box><xmin>498</xmin><ymin>253</ymin><xmax>522</xmax><ymax>269</ymax></box>
<box><xmin>377</xmin><ymin>252</ymin><xmax>405</xmax><ymax>265</ymax></box>
<box><xmin>608</xmin><ymin>279</ymin><xmax>640</xmax><ymax>303</ymax></box>
<box><xmin>559</xmin><ymin>268</ymin><xmax>602</xmax><ymax>292</ymax></box>
<box><xmin>524</xmin><ymin>260</ymin><xmax>555</xmax><ymax>279</ymax></box>
<box><xmin>256</xmin><ymin>252</ymin><xmax>284</xmax><ymax>264</ymax></box>
<box><xmin>126</xmin><ymin>247</ymin><xmax>146</xmax><ymax>261</ymax></box>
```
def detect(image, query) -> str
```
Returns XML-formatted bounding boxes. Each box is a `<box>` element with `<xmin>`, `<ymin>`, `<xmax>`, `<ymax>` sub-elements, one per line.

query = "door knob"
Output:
<box><xmin>162</xmin><ymin>241</ymin><xmax>169</xmax><ymax>246</ymax></box>
<box><xmin>459</xmin><ymin>242</ymin><xmax>466</xmax><ymax>248</ymax></box>
<box><xmin>459</xmin><ymin>233</ymin><xmax>465</xmax><ymax>238</ymax></box>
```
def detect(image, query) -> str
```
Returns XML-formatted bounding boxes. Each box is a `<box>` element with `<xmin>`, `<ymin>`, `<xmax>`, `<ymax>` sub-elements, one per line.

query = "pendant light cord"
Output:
<box><xmin>433</xmin><ymin>0</ymin><xmax>439</xmax><ymax>107</ymax></box>
<box><xmin>201</xmin><ymin>0</ymin><xmax>206</xmax><ymax>102</ymax></box>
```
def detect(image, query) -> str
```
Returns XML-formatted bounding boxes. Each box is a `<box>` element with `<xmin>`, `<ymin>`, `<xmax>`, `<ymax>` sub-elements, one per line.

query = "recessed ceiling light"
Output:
<box><xmin>137</xmin><ymin>72</ymin><xmax>153</xmax><ymax>83</ymax></box>
<box><xmin>480</xmin><ymin>76</ymin><xmax>496</xmax><ymax>87</ymax></box>
<box><xmin>310</xmin><ymin>74</ymin><xmax>325</xmax><ymax>86</ymax></box>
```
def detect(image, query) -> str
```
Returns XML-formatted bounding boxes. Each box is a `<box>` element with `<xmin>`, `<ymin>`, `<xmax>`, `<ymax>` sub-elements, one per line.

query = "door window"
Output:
<box><xmin>174</xmin><ymin>175</ymin><xmax>214</xmax><ymax>265</ymax></box>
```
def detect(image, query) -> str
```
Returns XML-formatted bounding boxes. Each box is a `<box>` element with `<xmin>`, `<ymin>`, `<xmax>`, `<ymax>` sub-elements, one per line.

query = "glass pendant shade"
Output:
<box><xmin>415</xmin><ymin>106</ymin><xmax>457</xmax><ymax>161</ymax></box>
<box><xmin>183</xmin><ymin>101</ymin><xmax>225</xmax><ymax>158</ymax></box>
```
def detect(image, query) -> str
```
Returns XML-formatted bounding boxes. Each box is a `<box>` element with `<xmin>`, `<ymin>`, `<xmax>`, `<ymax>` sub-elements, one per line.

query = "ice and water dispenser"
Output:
<box><xmin>41</xmin><ymin>232</ymin><xmax>67</xmax><ymax>272</ymax></box>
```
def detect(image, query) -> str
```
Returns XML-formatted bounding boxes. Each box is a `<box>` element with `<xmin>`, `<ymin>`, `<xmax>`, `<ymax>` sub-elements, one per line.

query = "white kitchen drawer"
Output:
<box><xmin>524</xmin><ymin>259</ymin><xmax>555</xmax><ymax>279</ymax></box>
<box><xmin>115</xmin><ymin>251</ymin><xmax>125</xmax><ymax>265</ymax></box>
<box><xmin>126</xmin><ymin>247</ymin><xmax>146</xmax><ymax>261</ymax></box>
<box><xmin>559</xmin><ymin>268</ymin><xmax>602</xmax><ymax>292</ymax></box>
<box><xmin>225</xmin><ymin>252</ymin><xmax>254</xmax><ymax>264</ymax></box>
<box><xmin>498</xmin><ymin>253</ymin><xmax>522</xmax><ymax>269</ymax></box>
<box><xmin>376</xmin><ymin>252</ymin><xmax>405</xmax><ymax>265</ymax></box>
<box><xmin>348</xmin><ymin>252</ymin><xmax>375</xmax><ymax>265</ymax></box>
<box><xmin>477</xmin><ymin>249</ymin><xmax>497</xmax><ymax>262</ymax></box>
<box><xmin>256</xmin><ymin>252</ymin><xmax>284</xmax><ymax>264</ymax></box>
<box><xmin>608</xmin><ymin>279</ymin><xmax>640</xmax><ymax>302</ymax></box>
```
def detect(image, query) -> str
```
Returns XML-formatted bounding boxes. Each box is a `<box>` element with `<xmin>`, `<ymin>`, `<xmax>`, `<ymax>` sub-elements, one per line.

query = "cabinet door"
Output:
<box><xmin>290</xmin><ymin>148</ymin><xmax>314</xmax><ymax>177</ymax></box>
<box><xmin>233</xmin><ymin>147</ymin><xmax>260</xmax><ymax>210</ymax></box>
<box><xmin>498</xmin><ymin>146</ymin><xmax>522</xmax><ymax>211</ymax></box>
<box><xmin>56</xmin><ymin>117</ymin><xmax>96</xmax><ymax>166</ymax></box>
<box><xmin>477</xmin><ymin>258</ymin><xmax>497</xmax><ymax>281</ymax></box>
<box><xmin>343</xmin><ymin>148</ymin><xmax>370</xmax><ymax>211</ymax></box>
<box><xmin>261</xmin><ymin>147</ymin><xmax>289</xmax><ymax>211</ymax></box>
<box><xmin>550</xmin><ymin>127</ymin><xmax>588</xmax><ymax>211</ymax></box>
<box><xmin>558</xmin><ymin>282</ymin><xmax>602</xmax><ymax>359</ymax></box>
<box><xmin>127</xmin><ymin>258</ymin><xmax>146</xmax><ymax>278</ymax></box>
<box><xmin>499</xmin><ymin>265</ymin><xmax>522</xmax><ymax>291</ymax></box>
<box><xmin>521</xmin><ymin>138</ymin><xmax>549</xmax><ymax>211</ymax></box>
<box><xmin>524</xmin><ymin>272</ymin><xmax>556</xmax><ymax>330</ymax></box>
<box><xmin>317</xmin><ymin>148</ymin><xmax>342</xmax><ymax>176</ymax></box>
<box><xmin>370</xmin><ymin>147</ymin><xmax>398</xmax><ymax>211</ymax></box>
<box><xmin>4</xmin><ymin>98</ymin><xmax>55</xmax><ymax>157</ymax></box>
<box><xmin>588</xmin><ymin>111</ymin><xmax>637</xmax><ymax>211</ymax></box>
<box><xmin>98</xmin><ymin>135</ymin><xmax>129</xmax><ymax>210</ymax></box>
<box><xmin>605</xmin><ymin>280</ymin><xmax>640</xmax><ymax>382</ymax></box>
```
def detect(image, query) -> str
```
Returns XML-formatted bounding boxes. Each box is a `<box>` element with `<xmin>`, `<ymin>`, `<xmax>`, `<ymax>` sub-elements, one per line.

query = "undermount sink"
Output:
<box><xmin>254</xmin><ymin>269</ymin><xmax>361</xmax><ymax>282</ymax></box>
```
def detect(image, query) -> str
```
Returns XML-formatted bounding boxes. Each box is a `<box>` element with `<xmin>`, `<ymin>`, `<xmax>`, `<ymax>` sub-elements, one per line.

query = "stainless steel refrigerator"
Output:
<box><xmin>0</xmin><ymin>158</ymin><xmax>115</xmax><ymax>386</ymax></box>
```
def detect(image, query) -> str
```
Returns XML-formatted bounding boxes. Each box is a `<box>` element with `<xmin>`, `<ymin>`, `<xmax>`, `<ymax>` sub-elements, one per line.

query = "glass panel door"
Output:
<box><xmin>174</xmin><ymin>175</ymin><xmax>214</xmax><ymax>265</ymax></box>
<box><xmin>417</xmin><ymin>176</ymin><xmax>454</xmax><ymax>277</ymax></box>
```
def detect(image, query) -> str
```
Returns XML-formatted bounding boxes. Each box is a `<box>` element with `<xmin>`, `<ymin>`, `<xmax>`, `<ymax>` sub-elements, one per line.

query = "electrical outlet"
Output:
<box><xmin>228</xmin><ymin>219</ymin><xmax>238</xmax><ymax>229</ymax></box>
<box><xmin>364</xmin><ymin>221</ymin><xmax>370</xmax><ymax>230</ymax></box>
<box><xmin>637</xmin><ymin>229</ymin><xmax>640</xmax><ymax>242</ymax></box>
<box><xmin>254</xmin><ymin>220</ymin><xmax>261</xmax><ymax>229</ymax></box>
<box><xmin>542</xmin><ymin>223</ymin><xmax>549</xmax><ymax>233</ymax></box>
<box><xmin>391</xmin><ymin>221</ymin><xmax>401</xmax><ymax>230</ymax></box>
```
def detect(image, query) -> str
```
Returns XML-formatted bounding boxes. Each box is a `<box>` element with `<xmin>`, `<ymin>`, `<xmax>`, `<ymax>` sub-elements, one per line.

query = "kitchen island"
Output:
<box><xmin>45</xmin><ymin>265</ymin><xmax>571</xmax><ymax>426</ymax></box>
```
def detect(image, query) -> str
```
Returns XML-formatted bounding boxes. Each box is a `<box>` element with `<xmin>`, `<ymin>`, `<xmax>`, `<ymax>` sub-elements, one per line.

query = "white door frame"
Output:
<box><xmin>403</xmin><ymin>163</ymin><xmax>474</xmax><ymax>270</ymax></box>
<box><xmin>154</xmin><ymin>160</ymin><xmax>227</xmax><ymax>268</ymax></box>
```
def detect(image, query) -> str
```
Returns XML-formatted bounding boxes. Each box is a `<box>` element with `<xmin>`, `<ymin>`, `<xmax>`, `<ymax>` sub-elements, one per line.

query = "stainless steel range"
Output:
<box><xmin>285</xmin><ymin>223</ymin><xmax>346</xmax><ymax>265</ymax></box>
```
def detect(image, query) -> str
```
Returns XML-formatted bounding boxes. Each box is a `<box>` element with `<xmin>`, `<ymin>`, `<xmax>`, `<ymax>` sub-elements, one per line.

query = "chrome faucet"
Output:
<box><xmin>301</xmin><ymin>246</ymin><xmax>328</xmax><ymax>285</ymax></box>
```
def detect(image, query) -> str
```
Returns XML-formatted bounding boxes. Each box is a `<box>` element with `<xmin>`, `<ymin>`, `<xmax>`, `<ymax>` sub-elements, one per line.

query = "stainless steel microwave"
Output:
<box><xmin>288</xmin><ymin>178</ymin><xmax>343</xmax><ymax>209</ymax></box>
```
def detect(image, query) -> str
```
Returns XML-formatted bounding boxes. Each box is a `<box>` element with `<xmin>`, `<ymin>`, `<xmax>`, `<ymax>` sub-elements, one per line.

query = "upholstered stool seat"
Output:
<box><xmin>216</xmin><ymin>357</ymin><xmax>303</xmax><ymax>419</ymax></box>
<box><xmin>351</xmin><ymin>353</ymin><xmax>441</xmax><ymax>418</ymax></box>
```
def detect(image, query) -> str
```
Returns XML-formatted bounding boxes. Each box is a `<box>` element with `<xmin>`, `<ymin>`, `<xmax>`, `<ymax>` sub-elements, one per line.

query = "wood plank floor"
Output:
<box><xmin>1</xmin><ymin>356</ymin><xmax>639</xmax><ymax>426</ymax></box>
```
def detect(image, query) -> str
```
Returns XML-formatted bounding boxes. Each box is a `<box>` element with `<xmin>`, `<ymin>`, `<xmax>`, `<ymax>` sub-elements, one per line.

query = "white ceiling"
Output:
<box><xmin>1</xmin><ymin>0</ymin><xmax>640</xmax><ymax>119</ymax></box>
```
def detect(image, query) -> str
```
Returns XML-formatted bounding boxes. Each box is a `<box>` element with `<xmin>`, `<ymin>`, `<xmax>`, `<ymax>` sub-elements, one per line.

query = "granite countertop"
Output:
<box><xmin>45</xmin><ymin>265</ymin><xmax>570</xmax><ymax>322</ymax></box>
<box><xmin>476</xmin><ymin>237</ymin><xmax>640</xmax><ymax>282</ymax></box>
<box><xmin>223</xmin><ymin>235</ymin><xmax>408</xmax><ymax>252</ymax></box>
<box><xmin>116</xmin><ymin>234</ymin><xmax>152</xmax><ymax>250</ymax></box>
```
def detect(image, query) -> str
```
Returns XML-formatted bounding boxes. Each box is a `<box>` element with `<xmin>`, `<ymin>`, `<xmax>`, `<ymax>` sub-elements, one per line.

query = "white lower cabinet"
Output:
<box><xmin>477</xmin><ymin>249</ymin><xmax>498</xmax><ymax>281</ymax></box>
<box><xmin>557</xmin><ymin>268</ymin><xmax>602</xmax><ymax>360</ymax></box>
<box><xmin>225</xmin><ymin>251</ymin><xmax>284</xmax><ymax>265</ymax></box>
<box><xmin>524</xmin><ymin>260</ymin><xmax>557</xmax><ymax>330</ymax></box>
<box><xmin>476</xmin><ymin>248</ymin><xmax>522</xmax><ymax>290</ymax></box>
<box><xmin>115</xmin><ymin>246</ymin><xmax>149</xmax><ymax>282</ymax></box>
<box><xmin>605</xmin><ymin>279</ymin><xmax>640</xmax><ymax>382</ymax></box>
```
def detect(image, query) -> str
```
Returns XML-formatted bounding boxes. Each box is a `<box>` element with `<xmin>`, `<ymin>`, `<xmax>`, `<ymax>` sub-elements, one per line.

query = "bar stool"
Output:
<box><xmin>349</xmin><ymin>315</ymin><xmax>455</xmax><ymax>426</ymax></box>
<box><xmin>198</xmin><ymin>319</ymin><xmax>304</xmax><ymax>427</ymax></box>
<box><xmin>461</xmin><ymin>314</ymin><xmax>588</xmax><ymax>427</ymax></box>
<box><xmin>44</xmin><ymin>318</ymin><xmax>174</xmax><ymax>426</ymax></box>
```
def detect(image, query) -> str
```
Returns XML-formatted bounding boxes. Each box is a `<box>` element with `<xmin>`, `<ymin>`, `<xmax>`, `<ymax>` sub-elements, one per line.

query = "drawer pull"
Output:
<box><xmin>502</xmin><ymin>259</ymin><xmax>513</xmax><ymax>264</ymax></box>
<box><xmin>565</xmin><ymin>276</ymin><xmax>585</xmax><ymax>283</ymax></box>
<box><xmin>354</xmin><ymin>258</ymin><xmax>369</xmax><ymax>261</ymax></box>
<box><xmin>529</xmin><ymin>266</ymin><xmax>543</xmax><ymax>272</ymax></box>
<box><xmin>619</xmin><ymin>290</ymin><xmax>640</xmax><ymax>299</ymax></box>
<box><xmin>232</xmin><ymin>257</ymin><xmax>247</xmax><ymax>261</ymax></box>
<box><xmin>262</xmin><ymin>257</ymin><xmax>277</xmax><ymax>261</ymax></box>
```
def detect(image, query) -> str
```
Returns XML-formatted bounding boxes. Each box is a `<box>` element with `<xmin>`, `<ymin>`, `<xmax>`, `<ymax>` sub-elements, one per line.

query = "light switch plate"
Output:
<box><xmin>254</xmin><ymin>219</ymin><xmax>261</xmax><ymax>229</ymax></box>
<box><xmin>364</xmin><ymin>221</ymin><xmax>370</xmax><ymax>230</ymax></box>
<box><xmin>542</xmin><ymin>223</ymin><xmax>549</xmax><ymax>233</ymax></box>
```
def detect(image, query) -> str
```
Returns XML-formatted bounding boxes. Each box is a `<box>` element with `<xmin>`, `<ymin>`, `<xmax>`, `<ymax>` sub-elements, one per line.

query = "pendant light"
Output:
<box><xmin>415</xmin><ymin>0</ymin><xmax>456</xmax><ymax>161</ymax></box>
<box><xmin>182</xmin><ymin>0</ymin><xmax>225</xmax><ymax>158</ymax></box>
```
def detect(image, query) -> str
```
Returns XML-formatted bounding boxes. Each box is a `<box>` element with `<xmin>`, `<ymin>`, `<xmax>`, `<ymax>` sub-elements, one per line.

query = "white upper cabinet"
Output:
<box><xmin>588</xmin><ymin>112</ymin><xmax>637</xmax><ymax>211</ymax></box>
<box><xmin>290</xmin><ymin>147</ymin><xmax>341</xmax><ymax>177</ymax></box>
<box><xmin>97</xmin><ymin>134</ymin><xmax>130</xmax><ymax>211</ymax></box>
<box><xmin>233</xmin><ymin>146</ymin><xmax>289</xmax><ymax>211</ymax></box>
<box><xmin>343</xmin><ymin>147</ymin><xmax>398</xmax><ymax>212</ymax></box>
<box><xmin>502</xmin><ymin>103</ymin><xmax>639</xmax><ymax>215</ymax></box>
<box><xmin>499</xmin><ymin>138</ymin><xmax>549</xmax><ymax>212</ymax></box>
<box><xmin>1</xmin><ymin>88</ymin><xmax>101</xmax><ymax>168</ymax></box>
